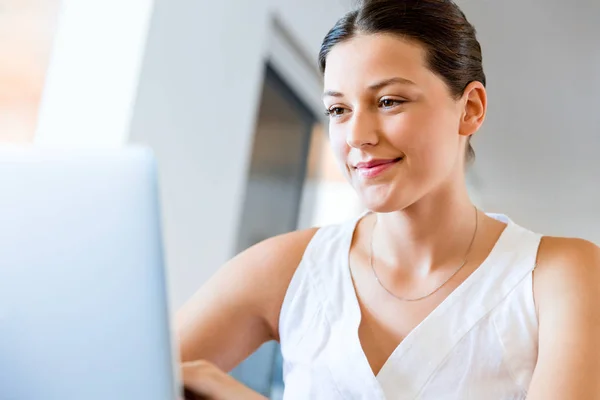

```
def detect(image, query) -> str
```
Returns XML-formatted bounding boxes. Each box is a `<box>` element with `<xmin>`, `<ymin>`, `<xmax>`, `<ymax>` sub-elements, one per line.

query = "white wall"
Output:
<box><xmin>455</xmin><ymin>0</ymin><xmax>600</xmax><ymax>242</ymax></box>
<box><xmin>35</xmin><ymin>0</ymin><xmax>154</xmax><ymax>147</ymax></box>
<box><xmin>127</xmin><ymin>0</ymin><xmax>348</xmax><ymax>308</ymax></box>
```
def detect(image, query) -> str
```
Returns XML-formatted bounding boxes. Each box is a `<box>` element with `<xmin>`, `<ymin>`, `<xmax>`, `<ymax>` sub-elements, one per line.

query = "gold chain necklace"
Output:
<box><xmin>369</xmin><ymin>206</ymin><xmax>479</xmax><ymax>302</ymax></box>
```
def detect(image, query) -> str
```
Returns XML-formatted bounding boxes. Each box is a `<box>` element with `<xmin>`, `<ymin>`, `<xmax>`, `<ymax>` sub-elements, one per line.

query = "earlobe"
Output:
<box><xmin>459</xmin><ymin>81</ymin><xmax>487</xmax><ymax>137</ymax></box>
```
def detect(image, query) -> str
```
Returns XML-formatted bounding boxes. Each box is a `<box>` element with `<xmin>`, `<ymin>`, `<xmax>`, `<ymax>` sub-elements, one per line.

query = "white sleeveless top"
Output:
<box><xmin>279</xmin><ymin>214</ymin><xmax>541</xmax><ymax>400</ymax></box>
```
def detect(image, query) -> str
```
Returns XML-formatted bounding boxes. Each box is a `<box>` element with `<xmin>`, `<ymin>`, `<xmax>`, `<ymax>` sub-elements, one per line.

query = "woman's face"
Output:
<box><xmin>323</xmin><ymin>34</ymin><xmax>475</xmax><ymax>212</ymax></box>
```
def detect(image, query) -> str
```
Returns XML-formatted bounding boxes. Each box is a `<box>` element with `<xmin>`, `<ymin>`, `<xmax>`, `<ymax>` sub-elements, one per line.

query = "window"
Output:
<box><xmin>0</xmin><ymin>0</ymin><xmax>60</xmax><ymax>143</ymax></box>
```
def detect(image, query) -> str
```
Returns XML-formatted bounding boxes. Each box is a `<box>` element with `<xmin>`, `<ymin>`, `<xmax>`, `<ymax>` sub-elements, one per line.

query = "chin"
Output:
<box><xmin>360</xmin><ymin>190</ymin><xmax>411</xmax><ymax>213</ymax></box>
<box><xmin>356</xmin><ymin>177</ymin><xmax>429</xmax><ymax>213</ymax></box>
<box><xmin>363</xmin><ymin>200</ymin><xmax>406</xmax><ymax>214</ymax></box>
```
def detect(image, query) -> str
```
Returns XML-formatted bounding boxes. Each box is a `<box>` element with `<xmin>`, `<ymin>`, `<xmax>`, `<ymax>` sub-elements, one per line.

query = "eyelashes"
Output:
<box><xmin>324</xmin><ymin>98</ymin><xmax>407</xmax><ymax>119</ymax></box>
<box><xmin>379</xmin><ymin>98</ymin><xmax>406</xmax><ymax>109</ymax></box>
<box><xmin>324</xmin><ymin>107</ymin><xmax>346</xmax><ymax>117</ymax></box>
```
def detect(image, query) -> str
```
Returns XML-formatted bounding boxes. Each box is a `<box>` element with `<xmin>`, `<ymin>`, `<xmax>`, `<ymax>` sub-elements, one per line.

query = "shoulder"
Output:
<box><xmin>231</xmin><ymin>227</ymin><xmax>322</xmax><ymax>281</ymax></box>
<box><xmin>527</xmin><ymin>238</ymin><xmax>600</xmax><ymax>397</ymax></box>
<box><xmin>235</xmin><ymin>219</ymin><xmax>353</xmax><ymax>271</ymax></box>
<box><xmin>535</xmin><ymin>236</ymin><xmax>600</xmax><ymax>287</ymax></box>
<box><xmin>223</xmin><ymin>227</ymin><xmax>321</xmax><ymax>337</ymax></box>
<box><xmin>534</xmin><ymin>236</ymin><xmax>600</xmax><ymax>318</ymax></box>
<box><xmin>537</xmin><ymin>236</ymin><xmax>600</xmax><ymax>265</ymax></box>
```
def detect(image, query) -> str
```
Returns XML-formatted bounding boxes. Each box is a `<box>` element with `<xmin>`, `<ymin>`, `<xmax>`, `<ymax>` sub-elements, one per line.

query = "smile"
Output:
<box><xmin>353</xmin><ymin>157</ymin><xmax>403</xmax><ymax>178</ymax></box>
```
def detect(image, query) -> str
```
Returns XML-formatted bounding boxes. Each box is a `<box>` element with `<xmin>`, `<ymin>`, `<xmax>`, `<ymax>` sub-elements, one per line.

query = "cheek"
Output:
<box><xmin>385</xmin><ymin>107</ymin><xmax>458</xmax><ymax>161</ymax></box>
<box><xmin>328</xmin><ymin>126</ymin><xmax>349</xmax><ymax>162</ymax></box>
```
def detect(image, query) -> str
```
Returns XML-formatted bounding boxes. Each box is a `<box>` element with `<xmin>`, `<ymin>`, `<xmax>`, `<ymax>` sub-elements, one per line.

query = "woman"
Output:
<box><xmin>178</xmin><ymin>1</ymin><xmax>600</xmax><ymax>398</ymax></box>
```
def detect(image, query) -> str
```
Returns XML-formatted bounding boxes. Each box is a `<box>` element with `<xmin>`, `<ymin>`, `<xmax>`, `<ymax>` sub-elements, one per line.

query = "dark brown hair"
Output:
<box><xmin>318</xmin><ymin>0</ymin><xmax>485</xmax><ymax>164</ymax></box>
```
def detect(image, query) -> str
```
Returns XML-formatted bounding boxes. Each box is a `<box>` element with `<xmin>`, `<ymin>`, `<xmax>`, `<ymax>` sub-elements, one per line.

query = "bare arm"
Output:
<box><xmin>176</xmin><ymin>228</ymin><xmax>319</xmax><ymax>372</ymax></box>
<box><xmin>527</xmin><ymin>237</ymin><xmax>600</xmax><ymax>399</ymax></box>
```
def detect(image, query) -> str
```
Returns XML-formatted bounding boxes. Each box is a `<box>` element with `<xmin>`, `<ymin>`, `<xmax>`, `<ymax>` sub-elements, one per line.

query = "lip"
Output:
<box><xmin>353</xmin><ymin>157</ymin><xmax>403</xmax><ymax>178</ymax></box>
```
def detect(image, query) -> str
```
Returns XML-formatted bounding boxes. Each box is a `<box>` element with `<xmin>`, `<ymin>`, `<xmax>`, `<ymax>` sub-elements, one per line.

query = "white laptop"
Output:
<box><xmin>0</xmin><ymin>146</ymin><xmax>182</xmax><ymax>400</ymax></box>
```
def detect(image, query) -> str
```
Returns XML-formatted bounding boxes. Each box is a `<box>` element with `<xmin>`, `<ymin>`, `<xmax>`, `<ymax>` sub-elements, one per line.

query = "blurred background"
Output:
<box><xmin>0</xmin><ymin>0</ymin><xmax>60</xmax><ymax>143</ymax></box>
<box><xmin>3</xmin><ymin>0</ymin><xmax>599</xmax><ymax>397</ymax></box>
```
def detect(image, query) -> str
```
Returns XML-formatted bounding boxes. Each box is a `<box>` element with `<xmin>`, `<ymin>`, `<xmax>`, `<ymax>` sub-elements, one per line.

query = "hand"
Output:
<box><xmin>181</xmin><ymin>360</ymin><xmax>268</xmax><ymax>400</ymax></box>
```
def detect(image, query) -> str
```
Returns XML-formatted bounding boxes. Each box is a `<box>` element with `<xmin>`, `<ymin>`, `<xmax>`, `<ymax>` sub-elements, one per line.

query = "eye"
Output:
<box><xmin>379</xmin><ymin>98</ymin><xmax>406</xmax><ymax>109</ymax></box>
<box><xmin>324</xmin><ymin>106</ymin><xmax>348</xmax><ymax>118</ymax></box>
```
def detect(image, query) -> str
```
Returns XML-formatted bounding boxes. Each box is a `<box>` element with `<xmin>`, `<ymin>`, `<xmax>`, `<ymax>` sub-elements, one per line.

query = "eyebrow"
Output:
<box><xmin>322</xmin><ymin>77</ymin><xmax>416</xmax><ymax>99</ymax></box>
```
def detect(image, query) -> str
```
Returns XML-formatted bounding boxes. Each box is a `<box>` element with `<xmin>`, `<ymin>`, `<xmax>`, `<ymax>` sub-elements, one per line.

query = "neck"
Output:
<box><xmin>373</xmin><ymin>179</ymin><xmax>478</xmax><ymax>276</ymax></box>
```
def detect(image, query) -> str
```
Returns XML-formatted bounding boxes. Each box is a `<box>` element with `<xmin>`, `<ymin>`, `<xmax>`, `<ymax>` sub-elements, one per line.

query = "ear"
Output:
<box><xmin>458</xmin><ymin>81</ymin><xmax>487</xmax><ymax>138</ymax></box>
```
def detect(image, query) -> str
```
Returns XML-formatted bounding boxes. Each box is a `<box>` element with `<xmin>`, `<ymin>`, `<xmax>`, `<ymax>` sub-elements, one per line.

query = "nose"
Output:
<box><xmin>346</xmin><ymin>109</ymin><xmax>379</xmax><ymax>148</ymax></box>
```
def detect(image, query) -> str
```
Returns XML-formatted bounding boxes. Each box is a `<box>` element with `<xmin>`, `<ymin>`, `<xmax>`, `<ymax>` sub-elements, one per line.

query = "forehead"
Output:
<box><xmin>323</xmin><ymin>33</ymin><xmax>431</xmax><ymax>91</ymax></box>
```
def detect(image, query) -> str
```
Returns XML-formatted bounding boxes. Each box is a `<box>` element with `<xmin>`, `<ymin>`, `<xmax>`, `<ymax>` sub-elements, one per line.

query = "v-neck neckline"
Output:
<box><xmin>341</xmin><ymin>211</ymin><xmax>513</xmax><ymax>389</ymax></box>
